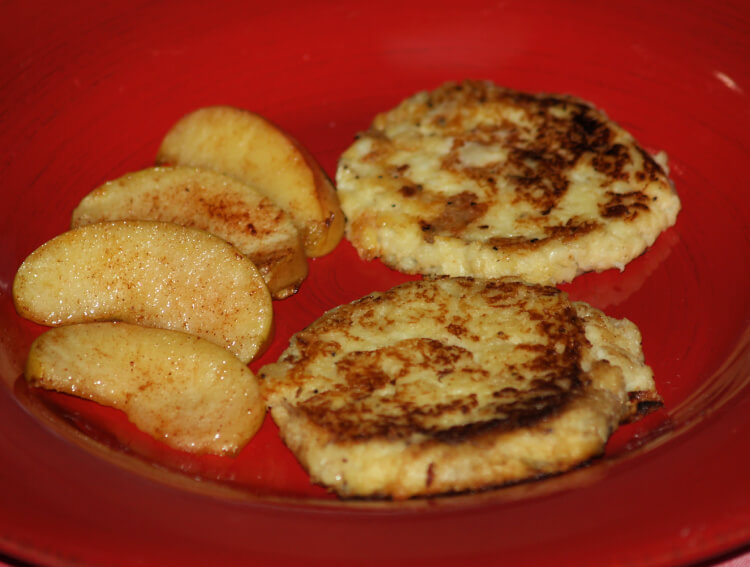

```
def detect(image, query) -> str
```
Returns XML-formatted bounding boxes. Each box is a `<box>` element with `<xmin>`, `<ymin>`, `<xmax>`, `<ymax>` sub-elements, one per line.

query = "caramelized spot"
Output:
<box><xmin>420</xmin><ymin>191</ymin><xmax>488</xmax><ymax>243</ymax></box>
<box><xmin>636</xmin><ymin>147</ymin><xmax>665</xmax><ymax>181</ymax></box>
<box><xmin>485</xmin><ymin>218</ymin><xmax>600</xmax><ymax>251</ymax></box>
<box><xmin>336</xmin><ymin>357</ymin><xmax>391</xmax><ymax>400</ymax></box>
<box><xmin>486</xmin><ymin>235</ymin><xmax>535</xmax><ymax>250</ymax></box>
<box><xmin>600</xmin><ymin>191</ymin><xmax>651</xmax><ymax>221</ymax></box>
<box><xmin>446</xmin><ymin>323</ymin><xmax>467</xmax><ymax>338</ymax></box>
<box><xmin>504</xmin><ymin>148</ymin><xmax>570</xmax><ymax>211</ymax></box>
<box><xmin>627</xmin><ymin>390</ymin><xmax>664</xmax><ymax>421</ymax></box>
<box><xmin>399</xmin><ymin>184</ymin><xmax>423</xmax><ymax>197</ymax></box>
<box><xmin>543</xmin><ymin>218</ymin><xmax>598</xmax><ymax>240</ymax></box>
<box><xmin>591</xmin><ymin>143</ymin><xmax>632</xmax><ymax>183</ymax></box>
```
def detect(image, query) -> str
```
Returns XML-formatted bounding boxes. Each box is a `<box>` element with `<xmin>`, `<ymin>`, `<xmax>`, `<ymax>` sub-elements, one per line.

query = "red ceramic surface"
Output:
<box><xmin>1</xmin><ymin>1</ymin><xmax>749</xmax><ymax>565</ymax></box>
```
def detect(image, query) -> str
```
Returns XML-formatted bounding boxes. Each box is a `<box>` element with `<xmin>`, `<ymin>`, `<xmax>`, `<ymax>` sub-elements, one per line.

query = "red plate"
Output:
<box><xmin>1</xmin><ymin>1</ymin><xmax>749</xmax><ymax>565</ymax></box>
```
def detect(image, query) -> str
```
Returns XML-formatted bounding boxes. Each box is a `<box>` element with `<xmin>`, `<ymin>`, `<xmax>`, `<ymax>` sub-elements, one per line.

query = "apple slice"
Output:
<box><xmin>13</xmin><ymin>220</ymin><xmax>273</xmax><ymax>363</ymax></box>
<box><xmin>26</xmin><ymin>322</ymin><xmax>265</xmax><ymax>456</ymax></box>
<box><xmin>71</xmin><ymin>166</ymin><xmax>308</xmax><ymax>299</ymax></box>
<box><xmin>156</xmin><ymin>105</ymin><xmax>345</xmax><ymax>257</ymax></box>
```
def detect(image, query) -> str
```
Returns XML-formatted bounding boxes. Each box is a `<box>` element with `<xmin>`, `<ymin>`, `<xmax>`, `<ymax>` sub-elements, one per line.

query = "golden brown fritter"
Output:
<box><xmin>337</xmin><ymin>80</ymin><xmax>680</xmax><ymax>283</ymax></box>
<box><xmin>260</xmin><ymin>277</ymin><xmax>659</xmax><ymax>499</ymax></box>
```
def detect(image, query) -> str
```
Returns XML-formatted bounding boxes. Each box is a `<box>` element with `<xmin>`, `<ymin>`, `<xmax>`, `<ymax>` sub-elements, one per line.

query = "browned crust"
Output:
<box><xmin>626</xmin><ymin>390</ymin><xmax>664</xmax><ymax>422</ymax></box>
<box><xmin>371</xmin><ymin>81</ymin><xmax>667</xmax><ymax>250</ymax></box>
<box><xmin>286</xmin><ymin>281</ymin><xmax>587</xmax><ymax>445</ymax></box>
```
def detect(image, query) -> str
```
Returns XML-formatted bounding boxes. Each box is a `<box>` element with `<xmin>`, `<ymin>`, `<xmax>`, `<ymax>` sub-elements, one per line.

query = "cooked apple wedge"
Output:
<box><xmin>156</xmin><ymin>105</ymin><xmax>345</xmax><ymax>257</ymax></box>
<box><xmin>13</xmin><ymin>220</ymin><xmax>273</xmax><ymax>363</ymax></box>
<box><xmin>71</xmin><ymin>166</ymin><xmax>308</xmax><ymax>299</ymax></box>
<box><xmin>26</xmin><ymin>322</ymin><xmax>265</xmax><ymax>456</ymax></box>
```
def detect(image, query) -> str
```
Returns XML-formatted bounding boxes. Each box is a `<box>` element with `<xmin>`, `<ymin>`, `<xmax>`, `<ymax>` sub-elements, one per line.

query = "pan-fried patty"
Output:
<box><xmin>260</xmin><ymin>277</ymin><xmax>660</xmax><ymax>499</ymax></box>
<box><xmin>336</xmin><ymin>80</ymin><xmax>681</xmax><ymax>283</ymax></box>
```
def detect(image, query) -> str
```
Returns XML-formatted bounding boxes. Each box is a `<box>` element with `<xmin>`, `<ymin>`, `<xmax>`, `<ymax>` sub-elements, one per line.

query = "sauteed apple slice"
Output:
<box><xmin>71</xmin><ymin>166</ymin><xmax>308</xmax><ymax>299</ymax></box>
<box><xmin>156</xmin><ymin>105</ymin><xmax>344</xmax><ymax>257</ymax></box>
<box><xmin>13</xmin><ymin>220</ymin><xmax>272</xmax><ymax>363</ymax></box>
<box><xmin>26</xmin><ymin>322</ymin><xmax>265</xmax><ymax>456</ymax></box>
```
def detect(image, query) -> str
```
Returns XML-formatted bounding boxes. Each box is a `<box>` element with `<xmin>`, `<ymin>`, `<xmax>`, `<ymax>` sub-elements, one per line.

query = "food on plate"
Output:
<box><xmin>71</xmin><ymin>165</ymin><xmax>308</xmax><ymax>299</ymax></box>
<box><xmin>156</xmin><ymin>105</ymin><xmax>345</xmax><ymax>258</ymax></box>
<box><xmin>25</xmin><ymin>322</ymin><xmax>265</xmax><ymax>456</ymax></box>
<box><xmin>13</xmin><ymin>220</ymin><xmax>273</xmax><ymax>363</ymax></box>
<box><xmin>260</xmin><ymin>277</ymin><xmax>660</xmax><ymax>499</ymax></box>
<box><xmin>336</xmin><ymin>80</ymin><xmax>681</xmax><ymax>284</ymax></box>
